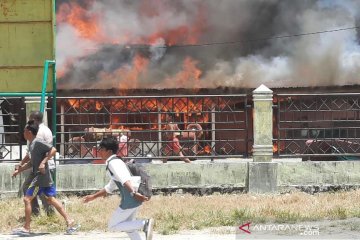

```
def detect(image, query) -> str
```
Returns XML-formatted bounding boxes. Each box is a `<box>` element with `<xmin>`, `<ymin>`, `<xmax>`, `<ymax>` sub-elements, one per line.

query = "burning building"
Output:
<box><xmin>56</xmin><ymin>0</ymin><xmax>360</xmax><ymax>90</ymax></box>
<box><xmin>53</xmin><ymin>0</ymin><xmax>360</xmax><ymax>161</ymax></box>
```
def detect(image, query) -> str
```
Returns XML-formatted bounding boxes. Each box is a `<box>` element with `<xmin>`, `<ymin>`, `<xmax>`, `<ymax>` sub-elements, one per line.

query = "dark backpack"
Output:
<box><xmin>106</xmin><ymin>158</ymin><xmax>153</xmax><ymax>199</ymax></box>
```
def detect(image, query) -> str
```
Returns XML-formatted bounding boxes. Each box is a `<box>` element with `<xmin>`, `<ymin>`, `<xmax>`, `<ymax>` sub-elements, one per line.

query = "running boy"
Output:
<box><xmin>83</xmin><ymin>137</ymin><xmax>154</xmax><ymax>240</ymax></box>
<box><xmin>12</xmin><ymin>120</ymin><xmax>79</xmax><ymax>234</ymax></box>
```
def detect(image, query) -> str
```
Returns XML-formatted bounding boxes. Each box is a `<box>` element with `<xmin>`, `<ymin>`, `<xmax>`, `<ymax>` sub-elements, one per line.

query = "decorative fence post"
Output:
<box><xmin>252</xmin><ymin>84</ymin><xmax>273</xmax><ymax>162</ymax></box>
<box><xmin>248</xmin><ymin>85</ymin><xmax>277</xmax><ymax>193</ymax></box>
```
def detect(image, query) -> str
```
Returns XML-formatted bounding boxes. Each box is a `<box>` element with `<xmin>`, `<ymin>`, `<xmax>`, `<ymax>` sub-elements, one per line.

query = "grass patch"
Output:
<box><xmin>157</xmin><ymin>212</ymin><xmax>182</xmax><ymax>235</ymax></box>
<box><xmin>327</xmin><ymin>206</ymin><xmax>348</xmax><ymax>220</ymax></box>
<box><xmin>1</xmin><ymin>189</ymin><xmax>360</xmax><ymax>234</ymax></box>
<box><xmin>273</xmin><ymin>210</ymin><xmax>300</xmax><ymax>223</ymax></box>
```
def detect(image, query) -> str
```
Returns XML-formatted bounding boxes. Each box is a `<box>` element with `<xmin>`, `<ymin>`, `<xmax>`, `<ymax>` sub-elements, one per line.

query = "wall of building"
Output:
<box><xmin>0</xmin><ymin>0</ymin><xmax>55</xmax><ymax>92</ymax></box>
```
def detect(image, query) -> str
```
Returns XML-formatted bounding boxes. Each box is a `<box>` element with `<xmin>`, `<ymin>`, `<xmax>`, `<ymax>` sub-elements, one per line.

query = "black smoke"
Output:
<box><xmin>57</xmin><ymin>0</ymin><xmax>360</xmax><ymax>89</ymax></box>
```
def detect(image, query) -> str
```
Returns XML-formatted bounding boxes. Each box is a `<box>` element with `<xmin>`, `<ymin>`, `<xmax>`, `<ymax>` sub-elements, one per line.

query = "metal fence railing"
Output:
<box><xmin>274</xmin><ymin>93</ymin><xmax>360</xmax><ymax>160</ymax></box>
<box><xmin>56</xmin><ymin>95</ymin><xmax>252</xmax><ymax>163</ymax></box>
<box><xmin>4</xmin><ymin>92</ymin><xmax>360</xmax><ymax>163</ymax></box>
<box><xmin>0</xmin><ymin>97</ymin><xmax>26</xmax><ymax>162</ymax></box>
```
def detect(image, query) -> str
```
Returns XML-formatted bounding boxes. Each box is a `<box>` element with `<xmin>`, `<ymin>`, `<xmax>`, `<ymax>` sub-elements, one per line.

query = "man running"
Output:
<box><xmin>12</xmin><ymin>120</ymin><xmax>79</xmax><ymax>235</ymax></box>
<box><xmin>16</xmin><ymin>111</ymin><xmax>55</xmax><ymax>216</ymax></box>
<box><xmin>83</xmin><ymin>137</ymin><xmax>154</xmax><ymax>240</ymax></box>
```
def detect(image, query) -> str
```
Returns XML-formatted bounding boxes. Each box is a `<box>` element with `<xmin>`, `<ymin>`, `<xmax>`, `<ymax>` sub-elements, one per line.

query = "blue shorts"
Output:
<box><xmin>25</xmin><ymin>185</ymin><xmax>56</xmax><ymax>198</ymax></box>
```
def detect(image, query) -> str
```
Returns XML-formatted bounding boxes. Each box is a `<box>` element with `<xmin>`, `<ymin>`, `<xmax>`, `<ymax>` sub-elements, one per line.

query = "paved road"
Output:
<box><xmin>0</xmin><ymin>228</ymin><xmax>359</xmax><ymax>240</ymax></box>
<box><xmin>0</xmin><ymin>231</ymin><xmax>233</xmax><ymax>240</ymax></box>
<box><xmin>1</xmin><ymin>219</ymin><xmax>360</xmax><ymax>240</ymax></box>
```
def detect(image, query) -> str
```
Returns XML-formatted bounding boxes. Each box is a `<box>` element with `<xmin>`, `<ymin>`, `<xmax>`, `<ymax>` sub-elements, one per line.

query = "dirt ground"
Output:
<box><xmin>0</xmin><ymin>218</ymin><xmax>359</xmax><ymax>240</ymax></box>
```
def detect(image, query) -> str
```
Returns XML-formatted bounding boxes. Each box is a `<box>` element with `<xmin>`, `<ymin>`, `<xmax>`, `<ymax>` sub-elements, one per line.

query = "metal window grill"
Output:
<box><xmin>274</xmin><ymin>93</ymin><xmax>360</xmax><ymax>160</ymax></box>
<box><xmin>56</xmin><ymin>94</ymin><xmax>251</xmax><ymax>162</ymax></box>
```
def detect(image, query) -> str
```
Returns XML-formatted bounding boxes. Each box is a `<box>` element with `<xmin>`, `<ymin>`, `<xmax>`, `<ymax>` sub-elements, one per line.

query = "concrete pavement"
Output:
<box><xmin>0</xmin><ymin>231</ymin><xmax>234</xmax><ymax>240</ymax></box>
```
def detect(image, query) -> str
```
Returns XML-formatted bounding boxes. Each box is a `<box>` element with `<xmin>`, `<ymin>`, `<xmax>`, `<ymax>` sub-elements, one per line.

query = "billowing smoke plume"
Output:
<box><xmin>57</xmin><ymin>0</ymin><xmax>360</xmax><ymax>89</ymax></box>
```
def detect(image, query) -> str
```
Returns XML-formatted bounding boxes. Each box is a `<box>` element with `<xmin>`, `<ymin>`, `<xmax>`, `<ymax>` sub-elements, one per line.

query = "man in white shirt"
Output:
<box><xmin>83</xmin><ymin>137</ymin><xmax>154</xmax><ymax>240</ymax></box>
<box><xmin>16</xmin><ymin>111</ymin><xmax>55</xmax><ymax>215</ymax></box>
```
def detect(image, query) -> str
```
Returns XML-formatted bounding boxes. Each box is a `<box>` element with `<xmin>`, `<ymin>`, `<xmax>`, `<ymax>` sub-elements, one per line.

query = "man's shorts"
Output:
<box><xmin>25</xmin><ymin>185</ymin><xmax>56</xmax><ymax>198</ymax></box>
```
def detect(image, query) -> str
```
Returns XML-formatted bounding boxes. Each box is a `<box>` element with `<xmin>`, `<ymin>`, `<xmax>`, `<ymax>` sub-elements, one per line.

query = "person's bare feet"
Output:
<box><xmin>67</xmin><ymin>219</ymin><xmax>75</xmax><ymax>227</ymax></box>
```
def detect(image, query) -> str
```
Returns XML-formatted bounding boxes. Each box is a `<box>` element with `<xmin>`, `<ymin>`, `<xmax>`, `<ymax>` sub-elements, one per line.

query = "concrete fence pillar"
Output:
<box><xmin>252</xmin><ymin>84</ymin><xmax>273</xmax><ymax>162</ymax></box>
<box><xmin>248</xmin><ymin>84</ymin><xmax>275</xmax><ymax>193</ymax></box>
<box><xmin>24</xmin><ymin>97</ymin><xmax>48</xmax><ymax>125</ymax></box>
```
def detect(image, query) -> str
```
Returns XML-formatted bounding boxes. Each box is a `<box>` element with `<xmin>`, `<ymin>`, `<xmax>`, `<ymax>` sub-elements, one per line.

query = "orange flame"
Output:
<box><xmin>68</xmin><ymin>99</ymin><xmax>80</xmax><ymax>108</ymax></box>
<box><xmin>273</xmin><ymin>143</ymin><xmax>278</xmax><ymax>153</ymax></box>
<box><xmin>57</xmin><ymin>1</ymin><xmax>105</xmax><ymax>42</ymax></box>
<box><xmin>204</xmin><ymin>145</ymin><xmax>211</xmax><ymax>154</ymax></box>
<box><xmin>67</xmin><ymin>96</ymin><xmax>212</xmax><ymax>130</ymax></box>
<box><xmin>67</xmin><ymin>99</ymin><xmax>103</xmax><ymax>111</ymax></box>
<box><xmin>165</xmin><ymin>57</ymin><xmax>202</xmax><ymax>88</ymax></box>
<box><xmin>97</xmin><ymin>54</ymin><xmax>149</xmax><ymax>89</ymax></box>
<box><xmin>57</xmin><ymin>0</ymin><xmax>209</xmax><ymax>87</ymax></box>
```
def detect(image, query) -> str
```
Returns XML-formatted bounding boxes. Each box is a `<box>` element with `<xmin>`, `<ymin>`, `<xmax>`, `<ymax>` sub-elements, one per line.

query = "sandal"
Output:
<box><xmin>12</xmin><ymin>227</ymin><xmax>30</xmax><ymax>236</ymax></box>
<box><xmin>66</xmin><ymin>222</ymin><xmax>81</xmax><ymax>234</ymax></box>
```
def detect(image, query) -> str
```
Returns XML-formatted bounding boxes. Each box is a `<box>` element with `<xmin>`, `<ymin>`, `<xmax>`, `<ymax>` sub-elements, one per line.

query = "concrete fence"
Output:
<box><xmin>1</xmin><ymin>160</ymin><xmax>360</xmax><ymax>198</ymax></box>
